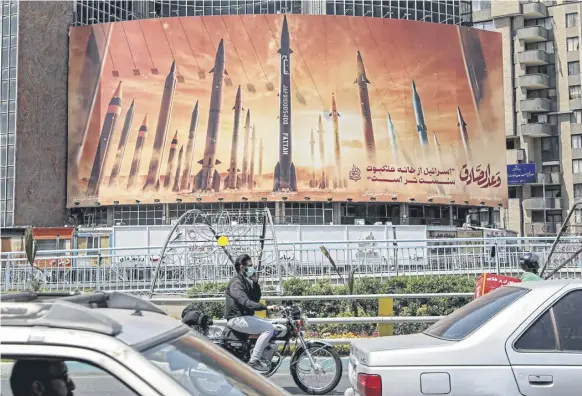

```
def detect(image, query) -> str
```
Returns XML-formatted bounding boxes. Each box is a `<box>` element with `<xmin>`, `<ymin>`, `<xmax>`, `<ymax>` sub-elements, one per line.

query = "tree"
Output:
<box><xmin>24</xmin><ymin>227</ymin><xmax>41</xmax><ymax>292</ymax></box>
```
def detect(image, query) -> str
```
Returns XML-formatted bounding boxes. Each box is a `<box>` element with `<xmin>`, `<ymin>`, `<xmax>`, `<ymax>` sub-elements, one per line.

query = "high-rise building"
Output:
<box><xmin>473</xmin><ymin>0</ymin><xmax>582</xmax><ymax>236</ymax></box>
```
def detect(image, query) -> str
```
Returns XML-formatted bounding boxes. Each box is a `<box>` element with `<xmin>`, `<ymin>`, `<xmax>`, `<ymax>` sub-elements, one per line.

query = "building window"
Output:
<box><xmin>566</xmin><ymin>13</ymin><xmax>579</xmax><ymax>28</ymax></box>
<box><xmin>473</xmin><ymin>21</ymin><xmax>494</xmax><ymax>31</ymax></box>
<box><xmin>573</xmin><ymin>135</ymin><xmax>582</xmax><ymax>149</ymax></box>
<box><xmin>569</xmin><ymin>61</ymin><xmax>580</xmax><ymax>76</ymax></box>
<box><xmin>567</xmin><ymin>37</ymin><xmax>580</xmax><ymax>52</ymax></box>
<box><xmin>573</xmin><ymin>160</ymin><xmax>582</xmax><ymax>174</ymax></box>
<box><xmin>573</xmin><ymin>110</ymin><xmax>582</xmax><ymax>124</ymax></box>
<box><xmin>575</xmin><ymin>184</ymin><xmax>582</xmax><ymax>199</ymax></box>
<box><xmin>542</xmin><ymin>136</ymin><xmax>559</xmax><ymax>151</ymax></box>
<box><xmin>570</xmin><ymin>85</ymin><xmax>582</xmax><ymax>100</ymax></box>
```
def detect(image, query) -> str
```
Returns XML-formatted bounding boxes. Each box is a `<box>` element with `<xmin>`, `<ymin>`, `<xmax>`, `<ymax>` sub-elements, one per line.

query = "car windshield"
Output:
<box><xmin>424</xmin><ymin>286</ymin><xmax>529</xmax><ymax>341</ymax></box>
<box><xmin>142</xmin><ymin>330</ymin><xmax>285</xmax><ymax>396</ymax></box>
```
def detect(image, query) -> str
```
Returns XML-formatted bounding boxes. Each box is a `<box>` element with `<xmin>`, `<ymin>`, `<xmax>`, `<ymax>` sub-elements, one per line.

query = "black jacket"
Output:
<box><xmin>225</xmin><ymin>274</ymin><xmax>266</xmax><ymax>319</ymax></box>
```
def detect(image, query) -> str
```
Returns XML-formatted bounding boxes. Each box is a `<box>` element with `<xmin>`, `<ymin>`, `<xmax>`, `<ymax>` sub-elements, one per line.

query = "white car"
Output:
<box><xmin>345</xmin><ymin>279</ymin><xmax>582</xmax><ymax>396</ymax></box>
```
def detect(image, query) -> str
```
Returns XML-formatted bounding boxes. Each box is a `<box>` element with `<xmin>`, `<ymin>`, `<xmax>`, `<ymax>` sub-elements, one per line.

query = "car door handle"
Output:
<box><xmin>528</xmin><ymin>375</ymin><xmax>553</xmax><ymax>385</ymax></box>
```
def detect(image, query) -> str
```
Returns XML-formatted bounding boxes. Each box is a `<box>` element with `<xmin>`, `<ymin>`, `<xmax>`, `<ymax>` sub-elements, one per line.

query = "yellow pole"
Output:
<box><xmin>255</xmin><ymin>299</ymin><xmax>267</xmax><ymax>318</ymax></box>
<box><xmin>377</xmin><ymin>297</ymin><xmax>394</xmax><ymax>336</ymax></box>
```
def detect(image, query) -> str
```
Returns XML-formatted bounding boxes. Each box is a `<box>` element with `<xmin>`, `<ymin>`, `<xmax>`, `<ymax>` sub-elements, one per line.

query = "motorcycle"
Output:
<box><xmin>182</xmin><ymin>305</ymin><xmax>343</xmax><ymax>395</ymax></box>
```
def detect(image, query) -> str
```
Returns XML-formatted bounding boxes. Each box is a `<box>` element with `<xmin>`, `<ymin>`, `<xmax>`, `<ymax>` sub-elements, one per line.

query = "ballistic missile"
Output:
<box><xmin>172</xmin><ymin>146</ymin><xmax>184</xmax><ymax>192</ymax></box>
<box><xmin>457</xmin><ymin>107</ymin><xmax>472</xmax><ymax>158</ymax></box>
<box><xmin>273</xmin><ymin>15</ymin><xmax>298</xmax><ymax>192</ymax></box>
<box><xmin>355</xmin><ymin>51</ymin><xmax>376</xmax><ymax>163</ymax></box>
<box><xmin>317</xmin><ymin>115</ymin><xmax>329</xmax><ymax>189</ymax></box>
<box><xmin>127</xmin><ymin>114</ymin><xmax>148</xmax><ymax>189</ymax></box>
<box><xmin>163</xmin><ymin>131</ymin><xmax>178</xmax><ymax>189</ymax></box>
<box><xmin>309</xmin><ymin>128</ymin><xmax>317</xmax><ymax>188</ymax></box>
<box><xmin>108</xmin><ymin>99</ymin><xmax>135</xmax><ymax>186</ymax></box>
<box><xmin>194</xmin><ymin>39</ymin><xmax>228</xmax><ymax>192</ymax></box>
<box><xmin>225</xmin><ymin>86</ymin><xmax>243</xmax><ymax>189</ymax></box>
<box><xmin>144</xmin><ymin>61</ymin><xmax>177</xmax><ymax>191</ymax></box>
<box><xmin>241</xmin><ymin>110</ymin><xmax>251</xmax><ymax>188</ymax></box>
<box><xmin>181</xmin><ymin>101</ymin><xmax>199</xmax><ymax>191</ymax></box>
<box><xmin>388</xmin><ymin>113</ymin><xmax>397</xmax><ymax>160</ymax></box>
<box><xmin>433</xmin><ymin>131</ymin><xmax>442</xmax><ymax>161</ymax></box>
<box><xmin>86</xmin><ymin>81</ymin><xmax>122</xmax><ymax>195</ymax></box>
<box><xmin>412</xmin><ymin>80</ymin><xmax>428</xmax><ymax>147</ymax></box>
<box><xmin>330</xmin><ymin>93</ymin><xmax>346</xmax><ymax>188</ymax></box>
<box><xmin>249</xmin><ymin>124</ymin><xmax>256</xmax><ymax>188</ymax></box>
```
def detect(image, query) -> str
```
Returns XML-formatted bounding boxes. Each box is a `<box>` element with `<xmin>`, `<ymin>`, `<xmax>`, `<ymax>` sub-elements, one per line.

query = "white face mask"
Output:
<box><xmin>245</xmin><ymin>266</ymin><xmax>256</xmax><ymax>278</ymax></box>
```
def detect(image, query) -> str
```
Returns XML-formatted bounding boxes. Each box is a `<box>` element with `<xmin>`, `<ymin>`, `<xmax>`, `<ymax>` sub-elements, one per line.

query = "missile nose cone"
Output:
<box><xmin>357</xmin><ymin>51</ymin><xmax>362</xmax><ymax>61</ymax></box>
<box><xmin>412</xmin><ymin>80</ymin><xmax>417</xmax><ymax>93</ymax></box>
<box><xmin>172</xmin><ymin>130</ymin><xmax>178</xmax><ymax>140</ymax></box>
<box><xmin>142</xmin><ymin>114</ymin><xmax>148</xmax><ymax>126</ymax></box>
<box><xmin>129</xmin><ymin>99</ymin><xmax>135</xmax><ymax>109</ymax></box>
<box><xmin>114</xmin><ymin>81</ymin><xmax>123</xmax><ymax>98</ymax></box>
<box><xmin>217</xmin><ymin>39</ymin><xmax>225</xmax><ymax>54</ymax></box>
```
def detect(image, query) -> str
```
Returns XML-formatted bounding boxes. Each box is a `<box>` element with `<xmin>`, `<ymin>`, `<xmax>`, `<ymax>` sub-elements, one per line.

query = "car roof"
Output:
<box><xmin>513</xmin><ymin>278</ymin><xmax>582</xmax><ymax>290</ymax></box>
<box><xmin>0</xmin><ymin>291</ymin><xmax>186</xmax><ymax>348</ymax></box>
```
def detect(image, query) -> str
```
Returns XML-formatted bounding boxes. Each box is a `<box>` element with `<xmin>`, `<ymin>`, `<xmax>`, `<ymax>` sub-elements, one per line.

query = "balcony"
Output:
<box><xmin>506</xmin><ymin>149</ymin><xmax>526</xmax><ymax>164</ymax></box>
<box><xmin>520</xmin><ymin>122</ymin><xmax>553</xmax><ymax>137</ymax></box>
<box><xmin>530</xmin><ymin>172</ymin><xmax>561</xmax><ymax>185</ymax></box>
<box><xmin>522</xmin><ymin>2</ymin><xmax>548</xmax><ymax>19</ymax></box>
<box><xmin>516</xmin><ymin>26</ymin><xmax>549</xmax><ymax>43</ymax></box>
<box><xmin>519</xmin><ymin>73</ymin><xmax>550</xmax><ymax>89</ymax></box>
<box><xmin>518</xmin><ymin>50</ymin><xmax>550</xmax><ymax>66</ymax></box>
<box><xmin>525</xmin><ymin>222</ymin><xmax>560</xmax><ymax>236</ymax></box>
<box><xmin>572</xmin><ymin>123</ymin><xmax>582</xmax><ymax>135</ymax></box>
<box><xmin>541</xmin><ymin>149</ymin><xmax>559</xmax><ymax>162</ymax></box>
<box><xmin>523</xmin><ymin>198</ymin><xmax>562</xmax><ymax>211</ymax></box>
<box><xmin>520</xmin><ymin>98</ymin><xmax>551</xmax><ymax>113</ymax></box>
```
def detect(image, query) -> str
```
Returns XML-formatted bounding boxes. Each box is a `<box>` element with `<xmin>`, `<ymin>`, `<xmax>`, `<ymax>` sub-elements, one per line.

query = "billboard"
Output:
<box><xmin>507</xmin><ymin>163</ymin><xmax>536</xmax><ymax>185</ymax></box>
<box><xmin>67</xmin><ymin>15</ymin><xmax>506</xmax><ymax>207</ymax></box>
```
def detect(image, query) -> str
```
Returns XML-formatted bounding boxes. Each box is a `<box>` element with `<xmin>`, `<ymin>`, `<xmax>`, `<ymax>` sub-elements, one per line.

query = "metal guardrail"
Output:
<box><xmin>2</xmin><ymin>237</ymin><xmax>581</xmax><ymax>292</ymax></box>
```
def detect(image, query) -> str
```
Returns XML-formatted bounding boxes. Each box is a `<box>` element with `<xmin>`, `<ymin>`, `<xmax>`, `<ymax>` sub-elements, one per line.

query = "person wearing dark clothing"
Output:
<box><xmin>225</xmin><ymin>254</ymin><xmax>279</xmax><ymax>372</ymax></box>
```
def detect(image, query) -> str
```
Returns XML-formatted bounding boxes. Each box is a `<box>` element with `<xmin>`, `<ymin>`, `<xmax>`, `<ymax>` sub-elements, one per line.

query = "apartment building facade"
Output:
<box><xmin>473</xmin><ymin>0</ymin><xmax>582</xmax><ymax>236</ymax></box>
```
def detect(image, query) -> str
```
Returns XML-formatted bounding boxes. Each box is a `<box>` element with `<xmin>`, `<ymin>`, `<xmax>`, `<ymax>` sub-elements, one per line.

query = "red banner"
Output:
<box><xmin>474</xmin><ymin>273</ymin><xmax>521</xmax><ymax>299</ymax></box>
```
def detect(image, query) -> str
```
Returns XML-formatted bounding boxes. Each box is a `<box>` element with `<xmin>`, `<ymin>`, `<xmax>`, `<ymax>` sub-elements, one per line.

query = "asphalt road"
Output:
<box><xmin>1</xmin><ymin>365</ymin><xmax>350</xmax><ymax>395</ymax></box>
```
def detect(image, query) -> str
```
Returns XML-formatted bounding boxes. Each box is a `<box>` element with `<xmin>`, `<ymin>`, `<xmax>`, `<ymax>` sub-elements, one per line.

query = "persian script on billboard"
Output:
<box><xmin>67</xmin><ymin>15</ymin><xmax>507</xmax><ymax>207</ymax></box>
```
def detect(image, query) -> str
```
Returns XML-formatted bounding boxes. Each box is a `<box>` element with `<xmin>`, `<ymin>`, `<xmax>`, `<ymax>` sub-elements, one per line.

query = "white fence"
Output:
<box><xmin>2</xmin><ymin>237</ymin><xmax>581</xmax><ymax>293</ymax></box>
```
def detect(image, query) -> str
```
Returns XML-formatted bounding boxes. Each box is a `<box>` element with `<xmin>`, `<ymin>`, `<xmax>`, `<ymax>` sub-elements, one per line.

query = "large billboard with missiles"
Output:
<box><xmin>67</xmin><ymin>15</ymin><xmax>506</xmax><ymax>207</ymax></box>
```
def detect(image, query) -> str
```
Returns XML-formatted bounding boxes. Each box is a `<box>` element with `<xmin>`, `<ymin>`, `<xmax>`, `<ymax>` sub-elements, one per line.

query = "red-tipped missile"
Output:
<box><xmin>249</xmin><ymin>124</ymin><xmax>257</xmax><ymax>189</ymax></box>
<box><xmin>163</xmin><ymin>131</ymin><xmax>178</xmax><ymax>189</ymax></box>
<box><xmin>128</xmin><ymin>114</ymin><xmax>148</xmax><ymax>189</ymax></box>
<box><xmin>181</xmin><ymin>101</ymin><xmax>199</xmax><ymax>191</ymax></box>
<box><xmin>194</xmin><ymin>39</ymin><xmax>227</xmax><ymax>192</ymax></box>
<box><xmin>172</xmin><ymin>145</ymin><xmax>184</xmax><ymax>192</ymax></box>
<box><xmin>273</xmin><ymin>15</ymin><xmax>297</xmax><ymax>192</ymax></box>
<box><xmin>225</xmin><ymin>86</ymin><xmax>243</xmax><ymax>189</ymax></box>
<box><xmin>108</xmin><ymin>99</ymin><xmax>135</xmax><ymax>186</ymax></box>
<box><xmin>144</xmin><ymin>61</ymin><xmax>177</xmax><ymax>191</ymax></box>
<box><xmin>355</xmin><ymin>51</ymin><xmax>376</xmax><ymax>163</ymax></box>
<box><xmin>241</xmin><ymin>109</ymin><xmax>251</xmax><ymax>188</ymax></box>
<box><xmin>86</xmin><ymin>81</ymin><xmax>122</xmax><ymax>195</ymax></box>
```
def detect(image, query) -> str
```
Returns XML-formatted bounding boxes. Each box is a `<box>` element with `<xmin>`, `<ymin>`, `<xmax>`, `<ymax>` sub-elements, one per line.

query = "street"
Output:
<box><xmin>1</xmin><ymin>362</ymin><xmax>350</xmax><ymax>395</ymax></box>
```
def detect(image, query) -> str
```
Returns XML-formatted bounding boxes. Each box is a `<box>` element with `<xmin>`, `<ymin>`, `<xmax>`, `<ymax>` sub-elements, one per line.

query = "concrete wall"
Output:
<box><xmin>13</xmin><ymin>1</ymin><xmax>73</xmax><ymax>227</ymax></box>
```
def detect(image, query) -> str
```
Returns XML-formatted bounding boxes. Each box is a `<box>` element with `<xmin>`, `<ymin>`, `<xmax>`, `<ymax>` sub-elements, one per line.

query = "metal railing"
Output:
<box><xmin>2</xmin><ymin>237</ymin><xmax>581</xmax><ymax>293</ymax></box>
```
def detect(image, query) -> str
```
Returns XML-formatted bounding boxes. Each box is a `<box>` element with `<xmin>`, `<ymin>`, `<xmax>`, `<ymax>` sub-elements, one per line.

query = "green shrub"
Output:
<box><xmin>186</xmin><ymin>275</ymin><xmax>475</xmax><ymax>337</ymax></box>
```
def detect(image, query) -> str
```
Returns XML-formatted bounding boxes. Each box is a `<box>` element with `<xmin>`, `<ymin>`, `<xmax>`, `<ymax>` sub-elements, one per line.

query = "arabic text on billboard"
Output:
<box><xmin>67</xmin><ymin>16</ymin><xmax>506</xmax><ymax>207</ymax></box>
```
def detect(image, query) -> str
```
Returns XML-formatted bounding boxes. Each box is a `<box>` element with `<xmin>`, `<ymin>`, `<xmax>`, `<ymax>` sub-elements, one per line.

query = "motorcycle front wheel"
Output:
<box><xmin>290</xmin><ymin>343</ymin><xmax>342</xmax><ymax>395</ymax></box>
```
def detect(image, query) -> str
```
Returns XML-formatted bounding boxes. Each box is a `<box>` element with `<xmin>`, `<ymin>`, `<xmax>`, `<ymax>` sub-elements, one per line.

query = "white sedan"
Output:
<box><xmin>345</xmin><ymin>279</ymin><xmax>582</xmax><ymax>396</ymax></box>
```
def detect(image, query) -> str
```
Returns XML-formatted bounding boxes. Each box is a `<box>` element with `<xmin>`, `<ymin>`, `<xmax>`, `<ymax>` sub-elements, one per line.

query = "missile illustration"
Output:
<box><xmin>163</xmin><ymin>131</ymin><xmax>179</xmax><ymax>189</ymax></box>
<box><xmin>172</xmin><ymin>146</ymin><xmax>184</xmax><ymax>192</ymax></box>
<box><xmin>457</xmin><ymin>107</ymin><xmax>472</xmax><ymax>158</ymax></box>
<box><xmin>108</xmin><ymin>99</ymin><xmax>135</xmax><ymax>186</ymax></box>
<box><xmin>309</xmin><ymin>128</ymin><xmax>317</xmax><ymax>188</ymax></box>
<box><xmin>249</xmin><ymin>124</ymin><xmax>257</xmax><ymax>189</ymax></box>
<box><xmin>258</xmin><ymin>138</ymin><xmax>263</xmax><ymax>180</ymax></box>
<box><xmin>225</xmin><ymin>86</ymin><xmax>243</xmax><ymax>190</ymax></box>
<box><xmin>127</xmin><ymin>114</ymin><xmax>148</xmax><ymax>189</ymax></box>
<box><xmin>317</xmin><ymin>115</ymin><xmax>329</xmax><ymax>189</ymax></box>
<box><xmin>181</xmin><ymin>101</ymin><xmax>199</xmax><ymax>191</ymax></box>
<box><xmin>144</xmin><ymin>61</ymin><xmax>177</xmax><ymax>191</ymax></box>
<box><xmin>273</xmin><ymin>15</ymin><xmax>298</xmax><ymax>192</ymax></box>
<box><xmin>86</xmin><ymin>81</ymin><xmax>122</xmax><ymax>196</ymax></box>
<box><xmin>432</xmin><ymin>131</ymin><xmax>446</xmax><ymax>195</ymax></box>
<box><xmin>388</xmin><ymin>113</ymin><xmax>398</xmax><ymax>160</ymax></box>
<box><xmin>355</xmin><ymin>51</ymin><xmax>376</xmax><ymax>163</ymax></box>
<box><xmin>412</xmin><ymin>80</ymin><xmax>428</xmax><ymax>147</ymax></box>
<box><xmin>194</xmin><ymin>39</ymin><xmax>228</xmax><ymax>192</ymax></box>
<box><xmin>330</xmin><ymin>93</ymin><xmax>347</xmax><ymax>188</ymax></box>
<box><xmin>241</xmin><ymin>109</ymin><xmax>251</xmax><ymax>188</ymax></box>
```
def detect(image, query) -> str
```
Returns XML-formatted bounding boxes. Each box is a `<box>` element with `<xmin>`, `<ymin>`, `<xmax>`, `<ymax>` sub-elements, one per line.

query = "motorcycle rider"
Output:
<box><xmin>519</xmin><ymin>252</ymin><xmax>543</xmax><ymax>282</ymax></box>
<box><xmin>225</xmin><ymin>254</ymin><xmax>279</xmax><ymax>372</ymax></box>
